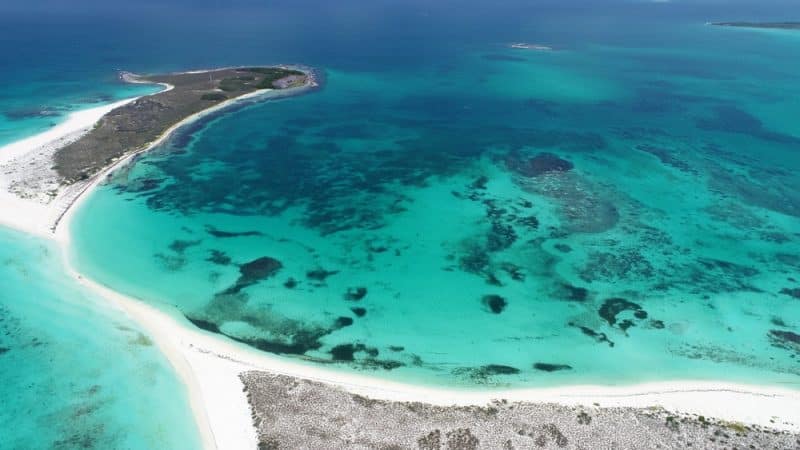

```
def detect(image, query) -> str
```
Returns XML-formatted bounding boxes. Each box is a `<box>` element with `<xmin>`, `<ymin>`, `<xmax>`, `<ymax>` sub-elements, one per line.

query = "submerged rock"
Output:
<box><xmin>486</xmin><ymin>221</ymin><xmax>517</xmax><ymax>252</ymax></box>
<box><xmin>557</xmin><ymin>283</ymin><xmax>589</xmax><ymax>302</ymax></box>
<box><xmin>598</xmin><ymin>298</ymin><xmax>646</xmax><ymax>327</ymax></box>
<box><xmin>206</xmin><ymin>249</ymin><xmax>232</xmax><ymax>266</ymax></box>
<box><xmin>331</xmin><ymin>344</ymin><xmax>358</xmax><ymax>361</ymax></box>
<box><xmin>454</xmin><ymin>364</ymin><xmax>521</xmax><ymax>383</ymax></box>
<box><xmin>306</xmin><ymin>268</ymin><xmax>339</xmax><ymax>282</ymax></box>
<box><xmin>222</xmin><ymin>256</ymin><xmax>283</xmax><ymax>294</ymax></box>
<box><xmin>533</xmin><ymin>363</ymin><xmax>573</xmax><ymax>372</ymax></box>
<box><xmin>328</xmin><ymin>343</ymin><xmax>402</xmax><ymax>370</ymax></box>
<box><xmin>351</xmin><ymin>307</ymin><xmax>367</xmax><ymax>317</ymax></box>
<box><xmin>481</xmin><ymin>295</ymin><xmax>507</xmax><ymax>314</ymax></box>
<box><xmin>205</xmin><ymin>225</ymin><xmax>264</xmax><ymax>238</ymax></box>
<box><xmin>185</xmin><ymin>316</ymin><xmax>221</xmax><ymax>333</ymax></box>
<box><xmin>569</xmin><ymin>322</ymin><xmax>614</xmax><ymax>347</ymax></box>
<box><xmin>505</xmin><ymin>152</ymin><xmax>574</xmax><ymax>177</ymax></box>
<box><xmin>168</xmin><ymin>239</ymin><xmax>201</xmax><ymax>254</ymax></box>
<box><xmin>345</xmin><ymin>287</ymin><xmax>368</xmax><ymax>301</ymax></box>
<box><xmin>554</xmin><ymin>243</ymin><xmax>572</xmax><ymax>253</ymax></box>
<box><xmin>335</xmin><ymin>316</ymin><xmax>354</xmax><ymax>328</ymax></box>
<box><xmin>779</xmin><ymin>287</ymin><xmax>800</xmax><ymax>299</ymax></box>
<box><xmin>768</xmin><ymin>329</ymin><xmax>800</xmax><ymax>355</ymax></box>
<box><xmin>239</xmin><ymin>257</ymin><xmax>283</xmax><ymax>283</ymax></box>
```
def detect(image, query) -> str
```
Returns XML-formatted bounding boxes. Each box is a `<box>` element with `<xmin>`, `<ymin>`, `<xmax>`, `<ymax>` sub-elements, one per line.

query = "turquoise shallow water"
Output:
<box><xmin>0</xmin><ymin>79</ymin><xmax>159</xmax><ymax>148</ymax></box>
<box><xmin>0</xmin><ymin>228</ymin><xmax>201</xmax><ymax>449</ymax></box>
<box><xmin>70</xmin><ymin>22</ymin><xmax>800</xmax><ymax>388</ymax></box>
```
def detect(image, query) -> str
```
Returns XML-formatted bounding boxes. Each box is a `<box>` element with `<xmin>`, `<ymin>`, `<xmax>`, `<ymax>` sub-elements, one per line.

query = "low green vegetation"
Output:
<box><xmin>219</xmin><ymin>76</ymin><xmax>252</xmax><ymax>92</ymax></box>
<box><xmin>242</xmin><ymin>67</ymin><xmax>306</xmax><ymax>89</ymax></box>
<box><xmin>200</xmin><ymin>92</ymin><xmax>228</xmax><ymax>101</ymax></box>
<box><xmin>218</xmin><ymin>69</ymin><xmax>304</xmax><ymax>91</ymax></box>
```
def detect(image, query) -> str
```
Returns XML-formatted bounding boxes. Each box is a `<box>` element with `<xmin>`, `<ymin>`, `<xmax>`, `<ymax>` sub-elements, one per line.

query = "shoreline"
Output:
<box><xmin>1</xmin><ymin>68</ymin><xmax>798</xmax><ymax>448</ymax></box>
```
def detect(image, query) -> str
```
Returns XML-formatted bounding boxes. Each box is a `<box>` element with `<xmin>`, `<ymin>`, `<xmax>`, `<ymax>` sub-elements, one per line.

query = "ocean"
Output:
<box><xmin>0</xmin><ymin>228</ymin><xmax>201</xmax><ymax>449</ymax></box>
<box><xmin>2</xmin><ymin>0</ymin><xmax>800</xmax><ymax>444</ymax></box>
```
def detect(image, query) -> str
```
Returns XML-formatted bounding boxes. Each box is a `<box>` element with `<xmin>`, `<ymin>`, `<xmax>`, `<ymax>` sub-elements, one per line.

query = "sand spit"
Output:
<box><xmin>0</xmin><ymin>66</ymin><xmax>315</xmax><ymax>238</ymax></box>
<box><xmin>0</xmin><ymin>98</ymin><xmax>142</xmax><ymax>236</ymax></box>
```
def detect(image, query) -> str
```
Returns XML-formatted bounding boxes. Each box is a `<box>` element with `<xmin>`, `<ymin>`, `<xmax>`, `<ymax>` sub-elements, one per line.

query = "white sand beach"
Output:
<box><xmin>1</xmin><ymin>76</ymin><xmax>798</xmax><ymax>450</ymax></box>
<box><xmin>0</xmin><ymin>98</ymin><xmax>140</xmax><ymax>237</ymax></box>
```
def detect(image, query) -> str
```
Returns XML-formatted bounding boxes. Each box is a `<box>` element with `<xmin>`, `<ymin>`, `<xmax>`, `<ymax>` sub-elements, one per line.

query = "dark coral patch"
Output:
<box><xmin>569</xmin><ymin>322</ymin><xmax>615</xmax><ymax>347</ymax></box>
<box><xmin>283</xmin><ymin>278</ymin><xmax>298</xmax><ymax>289</ymax></box>
<box><xmin>533</xmin><ymin>363</ymin><xmax>573</xmax><ymax>372</ymax></box>
<box><xmin>306</xmin><ymin>268</ymin><xmax>339</xmax><ymax>281</ymax></box>
<box><xmin>636</xmin><ymin>145</ymin><xmax>693</xmax><ymax>173</ymax></box>
<box><xmin>505</xmin><ymin>152</ymin><xmax>574</xmax><ymax>177</ymax></box>
<box><xmin>696</xmin><ymin>105</ymin><xmax>800</xmax><ymax>144</ymax></box>
<box><xmin>205</xmin><ymin>225</ymin><xmax>263</xmax><ymax>238</ymax></box>
<box><xmin>486</xmin><ymin>221</ymin><xmax>517</xmax><ymax>252</ymax></box>
<box><xmin>351</xmin><ymin>307</ymin><xmax>367</xmax><ymax>317</ymax></box>
<box><xmin>220</xmin><ymin>256</ymin><xmax>283</xmax><ymax>294</ymax></box>
<box><xmin>453</xmin><ymin>364</ymin><xmax>521</xmax><ymax>382</ymax></box>
<box><xmin>554</xmin><ymin>243</ymin><xmax>572</xmax><ymax>253</ymax></box>
<box><xmin>470</xmin><ymin>175</ymin><xmax>489</xmax><ymax>190</ymax></box>
<box><xmin>331</xmin><ymin>344</ymin><xmax>357</xmax><ymax>361</ymax></box>
<box><xmin>768</xmin><ymin>329</ymin><xmax>800</xmax><ymax>352</ymax></box>
<box><xmin>517</xmin><ymin>215</ymin><xmax>539</xmax><ymax>229</ymax></box>
<box><xmin>223</xmin><ymin>256</ymin><xmax>283</xmax><ymax>294</ymax></box>
<box><xmin>500</xmin><ymin>262</ymin><xmax>525</xmax><ymax>282</ymax></box>
<box><xmin>168</xmin><ymin>239</ymin><xmax>201</xmax><ymax>254</ymax></box>
<box><xmin>234</xmin><ymin>334</ymin><xmax>323</xmax><ymax>355</ymax></box>
<box><xmin>770</xmin><ymin>317</ymin><xmax>787</xmax><ymax>327</ymax></box>
<box><xmin>697</xmin><ymin>258</ymin><xmax>759</xmax><ymax>277</ymax></box>
<box><xmin>185</xmin><ymin>316</ymin><xmax>221</xmax><ymax>333</ymax></box>
<box><xmin>482</xmin><ymin>294</ymin><xmax>507</xmax><ymax>314</ymax></box>
<box><xmin>780</xmin><ymin>288</ymin><xmax>800</xmax><ymax>299</ymax></box>
<box><xmin>598</xmin><ymin>298</ymin><xmax>645</xmax><ymax>327</ymax></box>
<box><xmin>206</xmin><ymin>250</ymin><xmax>232</xmax><ymax>266</ymax></box>
<box><xmin>335</xmin><ymin>316</ymin><xmax>354</xmax><ymax>328</ymax></box>
<box><xmin>558</xmin><ymin>283</ymin><xmax>589</xmax><ymax>302</ymax></box>
<box><xmin>328</xmin><ymin>343</ymin><xmax>402</xmax><ymax>370</ymax></box>
<box><xmin>482</xmin><ymin>364</ymin><xmax>520</xmax><ymax>375</ymax></box>
<box><xmin>345</xmin><ymin>287</ymin><xmax>368</xmax><ymax>301</ymax></box>
<box><xmin>240</xmin><ymin>256</ymin><xmax>283</xmax><ymax>282</ymax></box>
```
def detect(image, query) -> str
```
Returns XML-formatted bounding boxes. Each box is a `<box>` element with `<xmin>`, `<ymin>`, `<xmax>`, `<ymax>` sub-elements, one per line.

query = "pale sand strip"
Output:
<box><xmin>0</xmin><ymin>98</ymin><xmax>141</xmax><ymax>237</ymax></box>
<box><xmin>0</xmin><ymin>73</ymin><xmax>797</xmax><ymax>450</ymax></box>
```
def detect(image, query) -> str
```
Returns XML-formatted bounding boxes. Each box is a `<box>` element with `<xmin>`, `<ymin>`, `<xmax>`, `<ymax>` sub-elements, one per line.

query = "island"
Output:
<box><xmin>710</xmin><ymin>22</ymin><xmax>800</xmax><ymax>30</ymax></box>
<box><xmin>241</xmin><ymin>372</ymin><xmax>800</xmax><ymax>449</ymax></box>
<box><xmin>54</xmin><ymin>66</ymin><xmax>313</xmax><ymax>184</ymax></box>
<box><xmin>0</xmin><ymin>65</ymin><xmax>316</xmax><ymax>235</ymax></box>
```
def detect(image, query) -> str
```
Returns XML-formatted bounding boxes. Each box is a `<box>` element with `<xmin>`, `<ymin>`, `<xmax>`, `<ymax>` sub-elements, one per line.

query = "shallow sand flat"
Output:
<box><xmin>241</xmin><ymin>371</ymin><xmax>800</xmax><ymax>450</ymax></box>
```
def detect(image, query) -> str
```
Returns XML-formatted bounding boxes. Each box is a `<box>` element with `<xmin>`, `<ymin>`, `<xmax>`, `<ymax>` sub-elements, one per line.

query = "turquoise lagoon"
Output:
<box><xmin>0</xmin><ymin>228</ymin><xmax>201</xmax><ymax>449</ymax></box>
<box><xmin>70</xmin><ymin>23</ymin><xmax>800</xmax><ymax>388</ymax></box>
